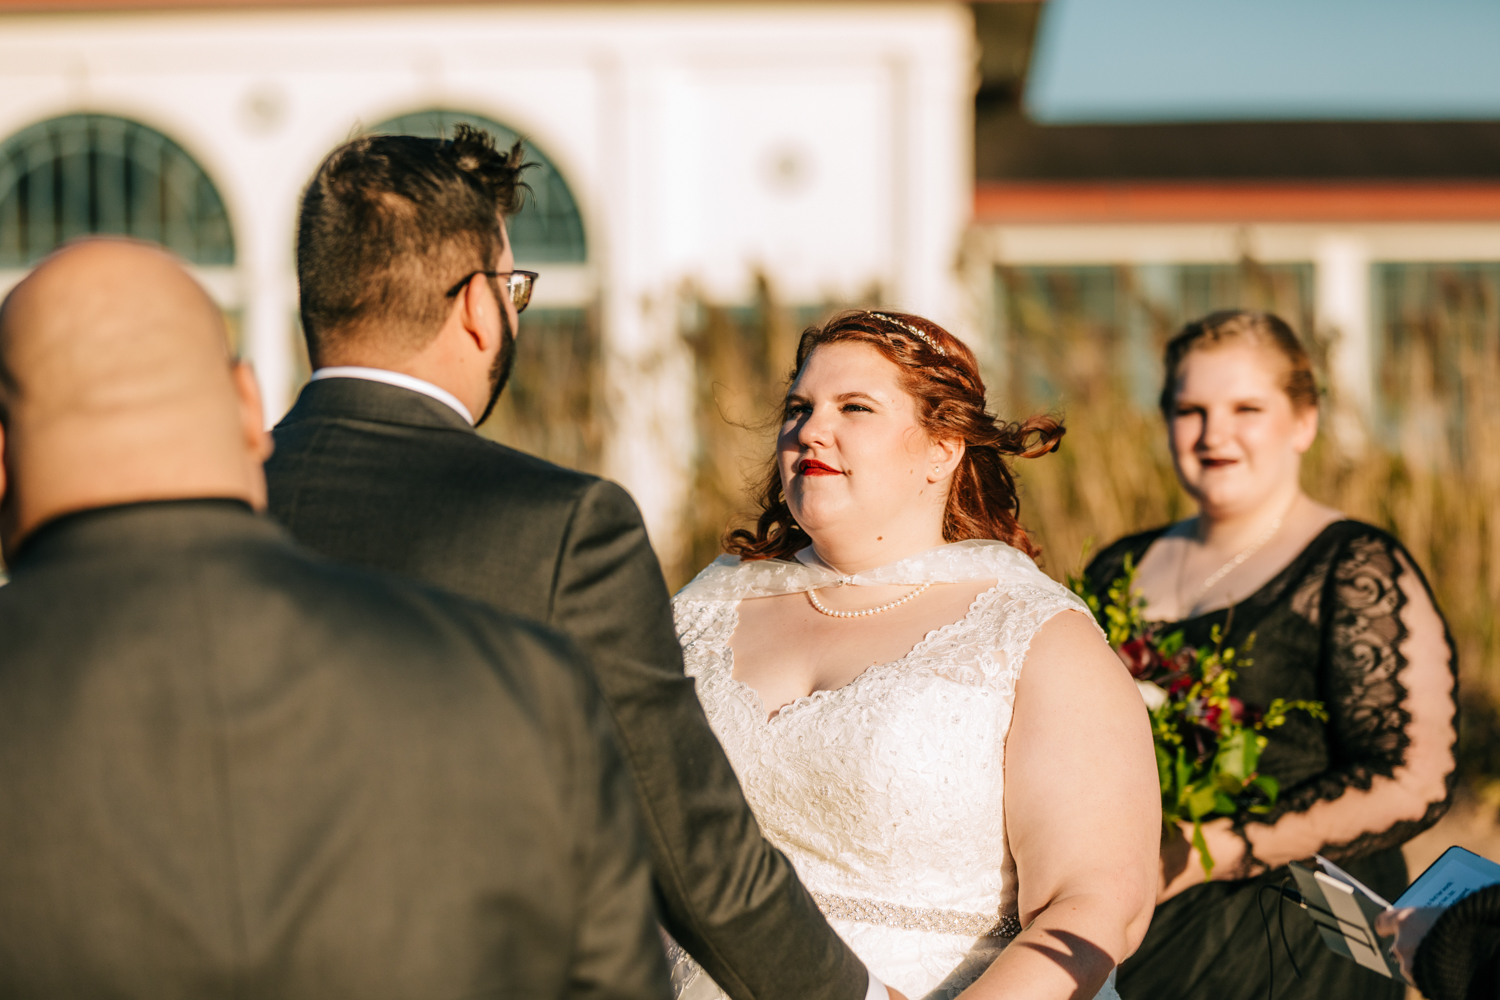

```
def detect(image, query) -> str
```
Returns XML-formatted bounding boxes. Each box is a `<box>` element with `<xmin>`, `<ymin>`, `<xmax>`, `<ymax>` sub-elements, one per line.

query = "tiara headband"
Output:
<box><xmin>868</xmin><ymin>311</ymin><xmax>946</xmax><ymax>355</ymax></box>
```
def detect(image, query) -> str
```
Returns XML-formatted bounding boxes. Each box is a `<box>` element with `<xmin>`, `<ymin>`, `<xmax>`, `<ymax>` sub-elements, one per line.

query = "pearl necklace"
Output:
<box><xmin>806</xmin><ymin>581</ymin><xmax>932</xmax><ymax>618</ymax></box>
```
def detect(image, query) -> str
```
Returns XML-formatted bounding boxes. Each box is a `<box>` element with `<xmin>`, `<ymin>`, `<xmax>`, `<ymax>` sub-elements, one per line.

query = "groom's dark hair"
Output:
<box><xmin>296</xmin><ymin>125</ymin><xmax>527</xmax><ymax>366</ymax></box>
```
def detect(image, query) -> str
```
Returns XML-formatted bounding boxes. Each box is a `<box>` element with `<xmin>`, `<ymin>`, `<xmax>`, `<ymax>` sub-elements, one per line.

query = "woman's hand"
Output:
<box><xmin>1157</xmin><ymin>818</ymin><xmax>1249</xmax><ymax>904</ymax></box>
<box><xmin>1375</xmin><ymin>906</ymin><xmax>1442</xmax><ymax>984</ymax></box>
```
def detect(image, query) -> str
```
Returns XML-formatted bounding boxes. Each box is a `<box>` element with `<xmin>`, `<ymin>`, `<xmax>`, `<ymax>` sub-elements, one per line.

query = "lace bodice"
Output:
<box><xmin>670</xmin><ymin>542</ymin><xmax>1114</xmax><ymax>999</ymax></box>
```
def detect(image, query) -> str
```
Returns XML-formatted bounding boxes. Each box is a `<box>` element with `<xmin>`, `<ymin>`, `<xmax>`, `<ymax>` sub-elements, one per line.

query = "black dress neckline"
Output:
<box><xmin>1111</xmin><ymin>518</ymin><xmax>1353</xmax><ymax>629</ymax></box>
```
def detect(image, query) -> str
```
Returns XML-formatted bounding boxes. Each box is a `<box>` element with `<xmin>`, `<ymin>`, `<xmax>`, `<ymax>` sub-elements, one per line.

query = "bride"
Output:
<box><xmin>668</xmin><ymin>310</ymin><xmax>1159</xmax><ymax>1000</ymax></box>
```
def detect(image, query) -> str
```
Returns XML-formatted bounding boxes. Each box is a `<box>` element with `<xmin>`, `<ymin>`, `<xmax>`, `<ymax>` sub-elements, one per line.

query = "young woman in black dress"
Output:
<box><xmin>1085</xmin><ymin>310</ymin><xmax>1458</xmax><ymax>999</ymax></box>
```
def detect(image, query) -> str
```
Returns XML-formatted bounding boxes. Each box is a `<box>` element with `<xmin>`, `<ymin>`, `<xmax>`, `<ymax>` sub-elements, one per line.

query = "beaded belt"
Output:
<box><xmin>812</xmin><ymin>891</ymin><xmax>1022</xmax><ymax>939</ymax></box>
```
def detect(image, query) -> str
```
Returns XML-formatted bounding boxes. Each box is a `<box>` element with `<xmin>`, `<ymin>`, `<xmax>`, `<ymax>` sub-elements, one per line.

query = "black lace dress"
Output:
<box><xmin>1085</xmin><ymin>520</ymin><xmax>1458</xmax><ymax>1000</ymax></box>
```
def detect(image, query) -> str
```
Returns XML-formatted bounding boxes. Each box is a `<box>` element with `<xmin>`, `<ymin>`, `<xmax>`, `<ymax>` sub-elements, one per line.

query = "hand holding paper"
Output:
<box><xmin>1375</xmin><ymin>906</ymin><xmax>1443</xmax><ymax>982</ymax></box>
<box><xmin>1289</xmin><ymin>847</ymin><xmax>1500</xmax><ymax>984</ymax></box>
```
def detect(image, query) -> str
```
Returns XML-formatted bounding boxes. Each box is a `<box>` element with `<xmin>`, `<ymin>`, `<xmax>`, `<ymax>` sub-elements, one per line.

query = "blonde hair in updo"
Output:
<box><xmin>1159</xmin><ymin>310</ymin><xmax>1319</xmax><ymax>415</ymax></box>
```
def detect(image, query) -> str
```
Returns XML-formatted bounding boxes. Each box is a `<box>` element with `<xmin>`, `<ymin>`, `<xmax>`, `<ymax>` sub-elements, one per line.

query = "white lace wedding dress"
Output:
<box><xmin>667</xmin><ymin>540</ymin><xmax>1121</xmax><ymax>1000</ymax></box>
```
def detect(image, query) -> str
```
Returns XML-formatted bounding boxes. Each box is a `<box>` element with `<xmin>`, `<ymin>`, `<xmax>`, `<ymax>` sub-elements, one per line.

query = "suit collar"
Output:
<box><xmin>277</xmin><ymin>377</ymin><xmax>477</xmax><ymax>435</ymax></box>
<box><xmin>7</xmin><ymin>498</ymin><xmax>283</xmax><ymax>573</ymax></box>
<box><xmin>310</xmin><ymin>367</ymin><xmax>474</xmax><ymax>425</ymax></box>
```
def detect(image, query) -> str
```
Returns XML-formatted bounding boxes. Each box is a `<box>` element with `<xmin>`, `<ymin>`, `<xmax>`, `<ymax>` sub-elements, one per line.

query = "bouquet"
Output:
<box><xmin>1069</xmin><ymin>553</ymin><xmax>1326</xmax><ymax>877</ymax></box>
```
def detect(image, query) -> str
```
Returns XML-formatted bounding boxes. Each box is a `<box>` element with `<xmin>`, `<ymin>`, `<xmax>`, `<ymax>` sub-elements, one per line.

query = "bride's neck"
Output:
<box><xmin>806</xmin><ymin>528</ymin><xmax>948</xmax><ymax>576</ymax></box>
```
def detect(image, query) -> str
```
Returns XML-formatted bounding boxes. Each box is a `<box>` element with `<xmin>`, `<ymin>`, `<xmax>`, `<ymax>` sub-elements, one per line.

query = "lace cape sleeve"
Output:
<box><xmin>1249</xmin><ymin>526</ymin><xmax>1457</xmax><ymax>862</ymax></box>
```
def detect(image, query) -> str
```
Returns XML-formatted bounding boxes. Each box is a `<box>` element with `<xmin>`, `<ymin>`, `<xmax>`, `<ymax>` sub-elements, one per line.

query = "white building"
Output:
<box><xmin>0</xmin><ymin>1</ymin><xmax>975</xmax><ymax>565</ymax></box>
<box><xmin>968</xmin><ymin>1</ymin><xmax>1500</xmax><ymax>458</ymax></box>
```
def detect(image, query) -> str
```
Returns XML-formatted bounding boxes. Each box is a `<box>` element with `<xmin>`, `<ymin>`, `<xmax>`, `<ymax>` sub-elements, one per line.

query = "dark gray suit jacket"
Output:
<box><xmin>0</xmin><ymin>499</ymin><xmax>667</xmax><ymax>1000</ymax></box>
<box><xmin>266</xmin><ymin>378</ymin><xmax>867</xmax><ymax>1000</ymax></box>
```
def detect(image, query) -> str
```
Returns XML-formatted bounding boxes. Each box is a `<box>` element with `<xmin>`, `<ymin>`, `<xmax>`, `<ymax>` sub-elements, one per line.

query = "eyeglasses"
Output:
<box><xmin>445</xmin><ymin>269</ymin><xmax>539</xmax><ymax>313</ymax></box>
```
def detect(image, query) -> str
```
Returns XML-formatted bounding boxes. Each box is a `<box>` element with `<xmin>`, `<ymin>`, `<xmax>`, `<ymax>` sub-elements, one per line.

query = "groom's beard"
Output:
<box><xmin>475</xmin><ymin>305</ymin><xmax>517</xmax><ymax>427</ymax></box>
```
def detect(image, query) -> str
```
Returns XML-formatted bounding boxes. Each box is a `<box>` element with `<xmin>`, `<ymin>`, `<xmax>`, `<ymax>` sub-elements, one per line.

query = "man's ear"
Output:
<box><xmin>0</xmin><ymin>418</ymin><xmax>8</xmax><ymax>507</ymax></box>
<box><xmin>232</xmin><ymin>362</ymin><xmax>273</xmax><ymax>462</ymax></box>
<box><xmin>456</xmin><ymin>273</ymin><xmax>501</xmax><ymax>355</ymax></box>
<box><xmin>231</xmin><ymin>362</ymin><xmax>272</xmax><ymax>511</ymax></box>
<box><xmin>0</xmin><ymin>418</ymin><xmax>16</xmax><ymax>562</ymax></box>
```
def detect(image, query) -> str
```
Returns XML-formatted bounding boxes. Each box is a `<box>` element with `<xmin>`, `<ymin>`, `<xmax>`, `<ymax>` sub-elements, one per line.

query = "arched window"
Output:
<box><xmin>370</xmin><ymin>110</ymin><xmax>586</xmax><ymax>264</ymax></box>
<box><xmin>0</xmin><ymin>114</ymin><xmax>234</xmax><ymax>268</ymax></box>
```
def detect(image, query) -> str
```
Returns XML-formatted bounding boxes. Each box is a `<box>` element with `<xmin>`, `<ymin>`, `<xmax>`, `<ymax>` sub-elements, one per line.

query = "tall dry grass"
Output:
<box><xmin>670</xmin><ymin>279</ymin><xmax>879</xmax><ymax>586</ymax></box>
<box><xmin>672</xmin><ymin>263</ymin><xmax>1500</xmax><ymax>780</ymax></box>
<box><xmin>675</xmin><ymin>280</ymin><xmax>802</xmax><ymax>584</ymax></box>
<box><xmin>995</xmin><ymin>260</ymin><xmax>1315</xmax><ymax>578</ymax></box>
<box><xmin>1001</xmin><ymin>260</ymin><xmax>1500</xmax><ymax>788</ymax></box>
<box><xmin>495</xmin><ymin>268</ymin><xmax>1500</xmax><ymax>785</ymax></box>
<box><xmin>478</xmin><ymin>306</ymin><xmax>606</xmax><ymax>475</ymax></box>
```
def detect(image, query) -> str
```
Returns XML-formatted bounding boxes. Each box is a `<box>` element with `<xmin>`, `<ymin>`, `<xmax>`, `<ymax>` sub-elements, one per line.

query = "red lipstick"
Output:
<box><xmin>797</xmin><ymin>459</ymin><xmax>842</xmax><ymax>476</ymax></box>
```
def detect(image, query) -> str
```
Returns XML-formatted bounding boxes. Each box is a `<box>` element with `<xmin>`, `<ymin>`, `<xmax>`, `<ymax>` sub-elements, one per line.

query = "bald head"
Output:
<box><xmin>0</xmin><ymin>239</ymin><xmax>270</xmax><ymax>556</ymax></box>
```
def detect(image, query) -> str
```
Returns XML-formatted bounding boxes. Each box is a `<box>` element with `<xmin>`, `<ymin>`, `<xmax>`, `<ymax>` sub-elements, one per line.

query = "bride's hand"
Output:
<box><xmin>1158</xmin><ymin>818</ymin><xmax>1247</xmax><ymax>903</ymax></box>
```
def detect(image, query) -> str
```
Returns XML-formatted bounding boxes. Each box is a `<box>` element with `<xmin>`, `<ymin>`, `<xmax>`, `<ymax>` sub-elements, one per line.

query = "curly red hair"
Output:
<box><xmin>725</xmin><ymin>310</ymin><xmax>1064</xmax><ymax>561</ymax></box>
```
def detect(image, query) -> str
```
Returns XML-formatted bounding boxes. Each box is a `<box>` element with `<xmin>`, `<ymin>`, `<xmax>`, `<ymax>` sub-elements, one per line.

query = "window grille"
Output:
<box><xmin>0</xmin><ymin>114</ymin><xmax>234</xmax><ymax>267</ymax></box>
<box><xmin>1374</xmin><ymin>262</ymin><xmax>1500</xmax><ymax>459</ymax></box>
<box><xmin>370</xmin><ymin>110</ymin><xmax>586</xmax><ymax>264</ymax></box>
<box><xmin>996</xmin><ymin>262</ymin><xmax>1315</xmax><ymax>411</ymax></box>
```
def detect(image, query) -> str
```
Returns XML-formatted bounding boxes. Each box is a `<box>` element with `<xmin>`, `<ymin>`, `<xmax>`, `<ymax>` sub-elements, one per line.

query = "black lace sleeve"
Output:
<box><xmin>1252</xmin><ymin>528</ymin><xmax>1458</xmax><ymax>862</ymax></box>
<box><xmin>1414</xmin><ymin>884</ymin><xmax>1500</xmax><ymax>1000</ymax></box>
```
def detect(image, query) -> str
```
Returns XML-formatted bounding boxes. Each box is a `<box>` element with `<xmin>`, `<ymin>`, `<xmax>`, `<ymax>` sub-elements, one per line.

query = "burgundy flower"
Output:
<box><xmin>1186</xmin><ymin>724</ymin><xmax>1218</xmax><ymax>766</ymax></box>
<box><xmin>1228</xmin><ymin>697</ymin><xmax>1246</xmax><ymax>723</ymax></box>
<box><xmin>1117</xmin><ymin>637</ymin><xmax>1157</xmax><ymax>678</ymax></box>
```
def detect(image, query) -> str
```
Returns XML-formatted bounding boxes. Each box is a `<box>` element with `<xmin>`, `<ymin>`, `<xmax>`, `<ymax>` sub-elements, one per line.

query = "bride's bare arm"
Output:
<box><xmin>961</xmin><ymin>610</ymin><xmax>1159</xmax><ymax>1000</ymax></box>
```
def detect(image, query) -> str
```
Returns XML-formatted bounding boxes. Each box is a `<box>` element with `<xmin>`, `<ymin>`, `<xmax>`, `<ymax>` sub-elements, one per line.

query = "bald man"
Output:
<box><xmin>0</xmin><ymin>238</ymin><xmax>670</xmax><ymax>1000</ymax></box>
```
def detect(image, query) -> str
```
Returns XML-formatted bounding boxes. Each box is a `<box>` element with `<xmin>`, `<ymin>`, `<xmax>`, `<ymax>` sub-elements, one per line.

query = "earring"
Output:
<box><xmin>933</xmin><ymin>465</ymin><xmax>941</xmax><ymax>475</ymax></box>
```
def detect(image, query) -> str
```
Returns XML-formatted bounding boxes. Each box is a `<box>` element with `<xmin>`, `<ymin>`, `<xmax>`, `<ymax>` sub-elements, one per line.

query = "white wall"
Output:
<box><xmin>0</xmin><ymin>3</ymin><xmax>976</xmax><ymax>563</ymax></box>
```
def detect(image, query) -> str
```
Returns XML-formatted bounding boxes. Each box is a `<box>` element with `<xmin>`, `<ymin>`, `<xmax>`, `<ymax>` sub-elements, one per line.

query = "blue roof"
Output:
<box><xmin>1027</xmin><ymin>0</ymin><xmax>1500</xmax><ymax>123</ymax></box>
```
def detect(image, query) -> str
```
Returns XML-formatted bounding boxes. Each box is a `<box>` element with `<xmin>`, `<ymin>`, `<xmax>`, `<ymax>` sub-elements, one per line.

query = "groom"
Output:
<box><xmin>266</xmin><ymin>128</ymin><xmax>886</xmax><ymax>1000</ymax></box>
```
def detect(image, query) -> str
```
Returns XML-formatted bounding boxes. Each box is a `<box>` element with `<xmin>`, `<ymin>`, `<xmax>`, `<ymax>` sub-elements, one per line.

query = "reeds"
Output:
<box><xmin>496</xmin><ymin>266</ymin><xmax>1500</xmax><ymax>788</ymax></box>
<box><xmin>478</xmin><ymin>306</ymin><xmax>606</xmax><ymax>475</ymax></box>
<box><xmin>991</xmin><ymin>260</ymin><xmax>1317</xmax><ymax>574</ymax></box>
<box><xmin>674</xmin><ymin>280</ymin><xmax>801</xmax><ymax>584</ymax></box>
<box><xmin>1002</xmin><ymin>260</ymin><xmax>1500</xmax><ymax>791</ymax></box>
<box><xmin>670</xmin><ymin>278</ymin><xmax>880</xmax><ymax>586</ymax></box>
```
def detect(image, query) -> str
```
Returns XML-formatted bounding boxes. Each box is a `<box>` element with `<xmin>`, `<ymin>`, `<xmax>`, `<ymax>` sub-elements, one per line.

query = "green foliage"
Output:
<box><xmin>1074</xmin><ymin>556</ymin><xmax>1326</xmax><ymax>878</ymax></box>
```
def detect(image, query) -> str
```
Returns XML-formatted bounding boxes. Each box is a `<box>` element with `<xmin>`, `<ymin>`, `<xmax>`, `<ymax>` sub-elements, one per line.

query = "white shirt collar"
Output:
<box><xmin>310</xmin><ymin>367</ymin><xmax>475</xmax><ymax>425</ymax></box>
